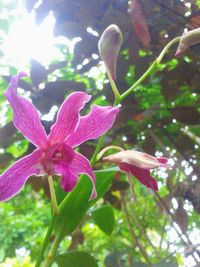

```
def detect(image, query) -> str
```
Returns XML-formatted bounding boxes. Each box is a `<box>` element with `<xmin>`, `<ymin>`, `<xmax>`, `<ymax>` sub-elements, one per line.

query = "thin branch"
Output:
<box><xmin>154</xmin><ymin>191</ymin><xmax>200</xmax><ymax>263</ymax></box>
<box><xmin>121</xmin><ymin>193</ymin><xmax>152</xmax><ymax>266</ymax></box>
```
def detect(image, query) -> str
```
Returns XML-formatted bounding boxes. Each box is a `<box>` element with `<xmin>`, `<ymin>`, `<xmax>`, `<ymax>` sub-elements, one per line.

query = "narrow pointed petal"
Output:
<box><xmin>0</xmin><ymin>149</ymin><xmax>42</xmax><ymax>201</ymax></box>
<box><xmin>71</xmin><ymin>152</ymin><xmax>97</xmax><ymax>199</ymax></box>
<box><xmin>4</xmin><ymin>72</ymin><xmax>48</xmax><ymax>149</ymax></box>
<box><xmin>48</xmin><ymin>92</ymin><xmax>91</xmax><ymax>145</ymax></box>
<box><xmin>66</xmin><ymin>105</ymin><xmax>119</xmax><ymax>147</ymax></box>
<box><xmin>104</xmin><ymin>150</ymin><xmax>163</xmax><ymax>169</ymax></box>
<box><xmin>119</xmin><ymin>163</ymin><xmax>158</xmax><ymax>191</ymax></box>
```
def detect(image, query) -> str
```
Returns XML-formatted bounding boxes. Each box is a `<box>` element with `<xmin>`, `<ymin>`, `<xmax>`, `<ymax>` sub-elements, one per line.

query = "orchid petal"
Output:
<box><xmin>0</xmin><ymin>149</ymin><xmax>42</xmax><ymax>201</ymax></box>
<box><xmin>55</xmin><ymin>162</ymin><xmax>78</xmax><ymax>192</ymax></box>
<box><xmin>54</xmin><ymin>151</ymin><xmax>96</xmax><ymax>199</ymax></box>
<box><xmin>157</xmin><ymin>157</ymin><xmax>169</xmax><ymax>166</ymax></box>
<box><xmin>119</xmin><ymin>163</ymin><xmax>158</xmax><ymax>191</ymax></box>
<box><xmin>4</xmin><ymin>72</ymin><xmax>48</xmax><ymax>149</ymax></box>
<box><xmin>71</xmin><ymin>152</ymin><xmax>97</xmax><ymax>199</ymax></box>
<box><xmin>48</xmin><ymin>92</ymin><xmax>91</xmax><ymax>145</ymax></box>
<box><xmin>66</xmin><ymin>105</ymin><xmax>119</xmax><ymax>147</ymax></box>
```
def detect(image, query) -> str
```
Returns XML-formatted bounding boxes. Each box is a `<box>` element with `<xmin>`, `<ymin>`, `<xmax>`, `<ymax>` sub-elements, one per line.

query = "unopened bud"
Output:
<box><xmin>175</xmin><ymin>28</ymin><xmax>200</xmax><ymax>56</ymax></box>
<box><xmin>98</xmin><ymin>24</ymin><xmax>123</xmax><ymax>80</ymax></box>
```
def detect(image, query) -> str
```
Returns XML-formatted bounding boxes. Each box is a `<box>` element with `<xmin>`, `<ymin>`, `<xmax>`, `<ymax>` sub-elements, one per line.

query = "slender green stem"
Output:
<box><xmin>120</xmin><ymin>36</ymin><xmax>181</xmax><ymax>101</ymax></box>
<box><xmin>96</xmin><ymin>145</ymin><xmax>124</xmax><ymax>161</ymax></box>
<box><xmin>43</xmin><ymin>227</ymin><xmax>63</xmax><ymax>267</ymax></box>
<box><xmin>156</xmin><ymin>36</ymin><xmax>181</xmax><ymax>64</ymax></box>
<box><xmin>126</xmin><ymin>172</ymin><xmax>136</xmax><ymax>201</ymax></box>
<box><xmin>90</xmin><ymin>135</ymin><xmax>106</xmax><ymax>165</ymax></box>
<box><xmin>121</xmin><ymin>193</ymin><xmax>152</xmax><ymax>265</ymax></box>
<box><xmin>120</xmin><ymin>61</ymin><xmax>157</xmax><ymax>101</ymax></box>
<box><xmin>107</xmin><ymin>69</ymin><xmax>121</xmax><ymax>101</ymax></box>
<box><xmin>48</xmin><ymin>176</ymin><xmax>59</xmax><ymax>215</ymax></box>
<box><xmin>35</xmin><ymin>216</ymin><xmax>57</xmax><ymax>267</ymax></box>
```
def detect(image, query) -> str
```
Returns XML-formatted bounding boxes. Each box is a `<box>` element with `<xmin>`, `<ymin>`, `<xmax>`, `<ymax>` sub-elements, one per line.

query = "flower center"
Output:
<box><xmin>54</xmin><ymin>152</ymin><xmax>63</xmax><ymax>159</ymax></box>
<box><xmin>41</xmin><ymin>143</ymin><xmax>74</xmax><ymax>174</ymax></box>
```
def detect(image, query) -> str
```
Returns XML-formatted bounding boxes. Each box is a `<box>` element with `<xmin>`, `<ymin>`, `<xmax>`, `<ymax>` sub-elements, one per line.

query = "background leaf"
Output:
<box><xmin>91</xmin><ymin>205</ymin><xmax>115</xmax><ymax>235</ymax></box>
<box><xmin>55</xmin><ymin>251</ymin><xmax>98</xmax><ymax>267</ymax></box>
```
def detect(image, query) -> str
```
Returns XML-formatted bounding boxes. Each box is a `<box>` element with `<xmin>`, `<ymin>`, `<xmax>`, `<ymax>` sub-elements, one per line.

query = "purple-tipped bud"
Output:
<box><xmin>175</xmin><ymin>28</ymin><xmax>200</xmax><ymax>56</ymax></box>
<box><xmin>98</xmin><ymin>24</ymin><xmax>123</xmax><ymax>80</ymax></box>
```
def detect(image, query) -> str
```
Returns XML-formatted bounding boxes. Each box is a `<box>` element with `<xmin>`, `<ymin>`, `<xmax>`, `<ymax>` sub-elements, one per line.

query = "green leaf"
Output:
<box><xmin>54</xmin><ymin>169</ymin><xmax>115</xmax><ymax>237</ymax></box>
<box><xmin>91</xmin><ymin>205</ymin><xmax>115</xmax><ymax>235</ymax></box>
<box><xmin>55</xmin><ymin>251</ymin><xmax>98</xmax><ymax>267</ymax></box>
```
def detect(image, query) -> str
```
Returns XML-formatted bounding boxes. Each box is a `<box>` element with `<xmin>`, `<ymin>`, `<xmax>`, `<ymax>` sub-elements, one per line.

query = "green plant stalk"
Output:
<box><xmin>107</xmin><ymin>68</ymin><xmax>121</xmax><ymax>101</ymax></box>
<box><xmin>35</xmin><ymin>36</ymin><xmax>181</xmax><ymax>266</ymax></box>
<box><xmin>35</xmin><ymin>216</ymin><xmax>57</xmax><ymax>267</ymax></box>
<box><xmin>43</xmin><ymin>226</ymin><xmax>64</xmax><ymax>267</ymax></box>
<box><xmin>48</xmin><ymin>176</ymin><xmax>59</xmax><ymax>215</ymax></box>
<box><xmin>96</xmin><ymin>145</ymin><xmax>124</xmax><ymax>161</ymax></box>
<box><xmin>120</xmin><ymin>61</ymin><xmax>157</xmax><ymax>101</ymax></box>
<box><xmin>156</xmin><ymin>36</ymin><xmax>181</xmax><ymax>64</ymax></box>
<box><xmin>120</xmin><ymin>36</ymin><xmax>181</xmax><ymax>101</ymax></box>
<box><xmin>90</xmin><ymin>135</ymin><xmax>106</xmax><ymax>165</ymax></box>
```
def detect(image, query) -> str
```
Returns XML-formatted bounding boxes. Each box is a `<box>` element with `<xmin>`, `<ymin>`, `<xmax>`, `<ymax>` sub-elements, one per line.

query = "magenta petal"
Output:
<box><xmin>55</xmin><ymin>162</ymin><xmax>78</xmax><ymax>192</ymax></box>
<box><xmin>70</xmin><ymin>152</ymin><xmax>97</xmax><ymax>199</ymax></box>
<box><xmin>157</xmin><ymin>157</ymin><xmax>169</xmax><ymax>166</ymax></box>
<box><xmin>119</xmin><ymin>163</ymin><xmax>158</xmax><ymax>191</ymax></box>
<box><xmin>48</xmin><ymin>92</ymin><xmax>91</xmax><ymax>145</ymax></box>
<box><xmin>66</xmin><ymin>105</ymin><xmax>119</xmax><ymax>147</ymax></box>
<box><xmin>0</xmin><ymin>149</ymin><xmax>42</xmax><ymax>201</ymax></box>
<box><xmin>54</xmin><ymin>151</ymin><xmax>96</xmax><ymax>199</ymax></box>
<box><xmin>4</xmin><ymin>73</ymin><xmax>48</xmax><ymax>149</ymax></box>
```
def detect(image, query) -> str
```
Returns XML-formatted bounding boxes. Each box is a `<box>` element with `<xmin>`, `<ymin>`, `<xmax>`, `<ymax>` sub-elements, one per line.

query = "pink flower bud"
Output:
<box><xmin>104</xmin><ymin>150</ymin><xmax>171</xmax><ymax>191</ymax></box>
<box><xmin>175</xmin><ymin>28</ymin><xmax>200</xmax><ymax>56</ymax></box>
<box><xmin>98</xmin><ymin>24</ymin><xmax>123</xmax><ymax>80</ymax></box>
<box><xmin>104</xmin><ymin>150</ymin><xmax>169</xmax><ymax>169</ymax></box>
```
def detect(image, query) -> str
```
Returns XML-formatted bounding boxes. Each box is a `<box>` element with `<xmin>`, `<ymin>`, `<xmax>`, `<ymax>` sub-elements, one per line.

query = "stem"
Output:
<box><xmin>154</xmin><ymin>191</ymin><xmax>200</xmax><ymax>263</ymax></box>
<box><xmin>121</xmin><ymin>193</ymin><xmax>152</xmax><ymax>265</ymax></box>
<box><xmin>96</xmin><ymin>145</ymin><xmax>124</xmax><ymax>161</ymax></box>
<box><xmin>131</xmin><ymin>206</ymin><xmax>157</xmax><ymax>251</ymax></box>
<box><xmin>181</xmin><ymin>127</ymin><xmax>200</xmax><ymax>145</ymax></box>
<box><xmin>120</xmin><ymin>36</ymin><xmax>181</xmax><ymax>101</ymax></box>
<box><xmin>107</xmin><ymin>69</ymin><xmax>121</xmax><ymax>101</ymax></box>
<box><xmin>156</xmin><ymin>36</ymin><xmax>181</xmax><ymax>63</ymax></box>
<box><xmin>127</xmin><ymin>172</ymin><xmax>136</xmax><ymax>201</ymax></box>
<box><xmin>120</xmin><ymin>61</ymin><xmax>157</xmax><ymax>101</ymax></box>
<box><xmin>90</xmin><ymin>135</ymin><xmax>106</xmax><ymax>165</ymax></box>
<box><xmin>43</xmin><ymin>228</ymin><xmax>63</xmax><ymax>267</ymax></box>
<box><xmin>35</xmin><ymin>216</ymin><xmax>57</xmax><ymax>267</ymax></box>
<box><xmin>48</xmin><ymin>176</ymin><xmax>59</xmax><ymax>215</ymax></box>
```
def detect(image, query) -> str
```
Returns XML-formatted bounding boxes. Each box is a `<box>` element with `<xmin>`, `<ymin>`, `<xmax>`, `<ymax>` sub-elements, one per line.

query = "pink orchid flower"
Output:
<box><xmin>103</xmin><ymin>150</ymin><xmax>170</xmax><ymax>191</ymax></box>
<box><xmin>0</xmin><ymin>72</ymin><xmax>119</xmax><ymax>201</ymax></box>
